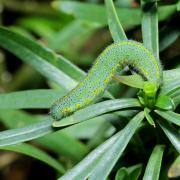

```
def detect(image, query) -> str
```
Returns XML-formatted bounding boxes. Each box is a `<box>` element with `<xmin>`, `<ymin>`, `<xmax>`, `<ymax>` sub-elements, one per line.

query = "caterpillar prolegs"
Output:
<box><xmin>50</xmin><ymin>40</ymin><xmax>162</xmax><ymax>120</ymax></box>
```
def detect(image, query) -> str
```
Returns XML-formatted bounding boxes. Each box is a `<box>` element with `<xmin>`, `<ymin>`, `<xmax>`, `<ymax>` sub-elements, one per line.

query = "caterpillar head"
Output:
<box><xmin>50</xmin><ymin>104</ymin><xmax>63</xmax><ymax>121</ymax></box>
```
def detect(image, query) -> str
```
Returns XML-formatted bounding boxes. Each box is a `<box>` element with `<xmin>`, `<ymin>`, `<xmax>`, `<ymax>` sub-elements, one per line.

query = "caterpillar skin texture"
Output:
<box><xmin>50</xmin><ymin>40</ymin><xmax>162</xmax><ymax>120</ymax></box>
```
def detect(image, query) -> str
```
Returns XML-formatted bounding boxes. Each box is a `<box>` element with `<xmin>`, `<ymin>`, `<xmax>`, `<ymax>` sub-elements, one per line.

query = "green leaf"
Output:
<box><xmin>113</xmin><ymin>74</ymin><xmax>144</xmax><ymax>89</ymax></box>
<box><xmin>115</xmin><ymin>168</ymin><xmax>129</xmax><ymax>180</ymax></box>
<box><xmin>87</xmin><ymin>121</ymin><xmax>111</xmax><ymax>148</ymax></box>
<box><xmin>115</xmin><ymin>0</ymin><xmax>133</xmax><ymax>8</ymax></box>
<box><xmin>158</xmin><ymin>4</ymin><xmax>177</xmax><ymax>22</ymax></box>
<box><xmin>17</xmin><ymin>16</ymin><xmax>61</xmax><ymax>41</ymax></box>
<box><xmin>162</xmin><ymin>82</ymin><xmax>180</xmax><ymax>98</ymax></box>
<box><xmin>143</xmin><ymin>145</ymin><xmax>165</xmax><ymax>180</ymax></box>
<box><xmin>58</xmin><ymin>128</ymin><xmax>121</xmax><ymax>180</ymax></box>
<box><xmin>0</xmin><ymin>99</ymin><xmax>140</xmax><ymax>147</ymax></box>
<box><xmin>155</xmin><ymin>95</ymin><xmax>175</xmax><ymax>110</ymax></box>
<box><xmin>141</xmin><ymin>0</ymin><xmax>159</xmax><ymax>59</ymax></box>
<box><xmin>0</xmin><ymin>26</ymin><xmax>78</xmax><ymax>90</ymax></box>
<box><xmin>9</xmin><ymin>26</ymin><xmax>34</xmax><ymax>39</ymax></box>
<box><xmin>105</xmin><ymin>0</ymin><xmax>127</xmax><ymax>42</ymax></box>
<box><xmin>49</xmin><ymin>20</ymin><xmax>100</xmax><ymax>52</ymax></box>
<box><xmin>62</xmin><ymin>115</ymin><xmax>109</xmax><ymax>139</ymax></box>
<box><xmin>115</xmin><ymin>164</ymin><xmax>142</xmax><ymax>180</ymax></box>
<box><xmin>155</xmin><ymin>110</ymin><xmax>180</xmax><ymax>126</ymax></box>
<box><xmin>51</xmin><ymin>54</ymin><xmax>85</xmax><ymax>83</ymax></box>
<box><xmin>173</xmin><ymin>94</ymin><xmax>180</xmax><ymax>107</ymax></box>
<box><xmin>168</xmin><ymin>155</ymin><xmax>180</xmax><ymax>178</ymax></box>
<box><xmin>169</xmin><ymin>88</ymin><xmax>180</xmax><ymax>100</ymax></box>
<box><xmin>0</xmin><ymin>26</ymin><xmax>113</xmax><ymax>99</ymax></box>
<box><xmin>160</xmin><ymin>68</ymin><xmax>180</xmax><ymax>96</ymax></box>
<box><xmin>128</xmin><ymin>164</ymin><xmax>142</xmax><ymax>180</ymax></box>
<box><xmin>52</xmin><ymin>1</ymin><xmax>177</xmax><ymax>27</ymax></box>
<box><xmin>53</xmin><ymin>98</ymin><xmax>141</xmax><ymax>127</ymax></box>
<box><xmin>64</xmin><ymin>110</ymin><xmax>138</xmax><ymax>139</ymax></box>
<box><xmin>0</xmin><ymin>109</ymin><xmax>41</xmax><ymax>128</ymax></box>
<box><xmin>36</xmin><ymin>132</ymin><xmax>88</xmax><ymax>162</ymax></box>
<box><xmin>88</xmin><ymin>112</ymin><xmax>144</xmax><ymax>180</ymax></box>
<box><xmin>0</xmin><ymin>143</ymin><xmax>65</xmax><ymax>173</ymax></box>
<box><xmin>157</xmin><ymin>119</ymin><xmax>180</xmax><ymax>153</ymax></box>
<box><xmin>0</xmin><ymin>89</ymin><xmax>66</xmax><ymax>109</ymax></box>
<box><xmin>177</xmin><ymin>1</ymin><xmax>180</xmax><ymax>11</ymax></box>
<box><xmin>113</xmin><ymin>69</ymin><xmax>180</xmax><ymax>96</ymax></box>
<box><xmin>52</xmin><ymin>0</ymin><xmax>140</xmax><ymax>27</ymax></box>
<box><xmin>58</xmin><ymin>111</ymin><xmax>144</xmax><ymax>180</ymax></box>
<box><xmin>0</xmin><ymin>119</ymin><xmax>54</xmax><ymax>147</ymax></box>
<box><xmin>0</xmin><ymin>110</ymin><xmax>89</xmax><ymax>161</ymax></box>
<box><xmin>144</xmin><ymin>108</ymin><xmax>155</xmax><ymax>127</ymax></box>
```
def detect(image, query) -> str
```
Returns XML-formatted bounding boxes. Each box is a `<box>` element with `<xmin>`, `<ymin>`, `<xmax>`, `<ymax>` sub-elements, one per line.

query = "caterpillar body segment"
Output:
<box><xmin>50</xmin><ymin>40</ymin><xmax>162</xmax><ymax>120</ymax></box>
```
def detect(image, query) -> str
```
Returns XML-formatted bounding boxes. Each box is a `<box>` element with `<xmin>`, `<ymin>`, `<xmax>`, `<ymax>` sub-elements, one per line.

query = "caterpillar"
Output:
<box><xmin>50</xmin><ymin>40</ymin><xmax>162</xmax><ymax>120</ymax></box>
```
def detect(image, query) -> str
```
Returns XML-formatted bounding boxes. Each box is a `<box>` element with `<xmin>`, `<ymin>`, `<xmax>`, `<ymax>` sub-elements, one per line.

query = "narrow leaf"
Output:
<box><xmin>141</xmin><ymin>0</ymin><xmax>159</xmax><ymax>59</ymax></box>
<box><xmin>173</xmin><ymin>94</ymin><xmax>180</xmax><ymax>107</ymax></box>
<box><xmin>53</xmin><ymin>98</ymin><xmax>141</xmax><ymax>127</ymax></box>
<box><xmin>105</xmin><ymin>0</ymin><xmax>127</xmax><ymax>42</ymax></box>
<box><xmin>58</xmin><ymin>112</ymin><xmax>144</xmax><ymax>180</ymax></box>
<box><xmin>0</xmin><ymin>119</ymin><xmax>54</xmax><ymax>147</ymax></box>
<box><xmin>114</xmin><ymin>69</ymin><xmax>180</xmax><ymax>92</ymax></box>
<box><xmin>0</xmin><ymin>143</ymin><xmax>65</xmax><ymax>173</ymax></box>
<box><xmin>0</xmin><ymin>110</ymin><xmax>88</xmax><ymax>161</ymax></box>
<box><xmin>52</xmin><ymin>0</ymin><xmax>141</xmax><ymax>27</ymax></box>
<box><xmin>143</xmin><ymin>145</ymin><xmax>165</xmax><ymax>180</ymax></box>
<box><xmin>144</xmin><ymin>108</ymin><xmax>155</xmax><ymax>127</ymax></box>
<box><xmin>0</xmin><ymin>89</ymin><xmax>66</xmax><ymax>109</ymax></box>
<box><xmin>160</xmin><ymin>68</ymin><xmax>180</xmax><ymax>96</ymax></box>
<box><xmin>0</xmin><ymin>26</ymin><xmax>113</xmax><ymax>99</ymax></box>
<box><xmin>36</xmin><ymin>132</ymin><xmax>88</xmax><ymax>162</ymax></box>
<box><xmin>52</xmin><ymin>1</ymin><xmax>177</xmax><ymax>27</ymax></box>
<box><xmin>115</xmin><ymin>168</ymin><xmax>128</xmax><ymax>180</ymax></box>
<box><xmin>155</xmin><ymin>95</ymin><xmax>175</xmax><ymax>110</ymax></box>
<box><xmin>0</xmin><ymin>26</ymin><xmax>78</xmax><ymax>90</ymax></box>
<box><xmin>155</xmin><ymin>110</ymin><xmax>180</xmax><ymax>126</ymax></box>
<box><xmin>158</xmin><ymin>119</ymin><xmax>180</xmax><ymax>153</ymax></box>
<box><xmin>177</xmin><ymin>1</ymin><xmax>180</xmax><ymax>11</ymax></box>
<box><xmin>49</xmin><ymin>20</ymin><xmax>99</xmax><ymax>51</ymax></box>
<box><xmin>113</xmin><ymin>74</ymin><xmax>144</xmax><ymax>89</ymax></box>
<box><xmin>128</xmin><ymin>164</ymin><xmax>142</xmax><ymax>180</ymax></box>
<box><xmin>88</xmin><ymin>112</ymin><xmax>144</xmax><ymax>180</ymax></box>
<box><xmin>0</xmin><ymin>99</ymin><xmax>140</xmax><ymax>146</ymax></box>
<box><xmin>115</xmin><ymin>164</ymin><xmax>142</xmax><ymax>180</ymax></box>
<box><xmin>58</xmin><ymin>129</ymin><xmax>121</xmax><ymax>180</ymax></box>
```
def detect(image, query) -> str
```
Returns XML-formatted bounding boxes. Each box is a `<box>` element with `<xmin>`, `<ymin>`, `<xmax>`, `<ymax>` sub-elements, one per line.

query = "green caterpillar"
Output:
<box><xmin>50</xmin><ymin>40</ymin><xmax>162</xmax><ymax>120</ymax></box>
